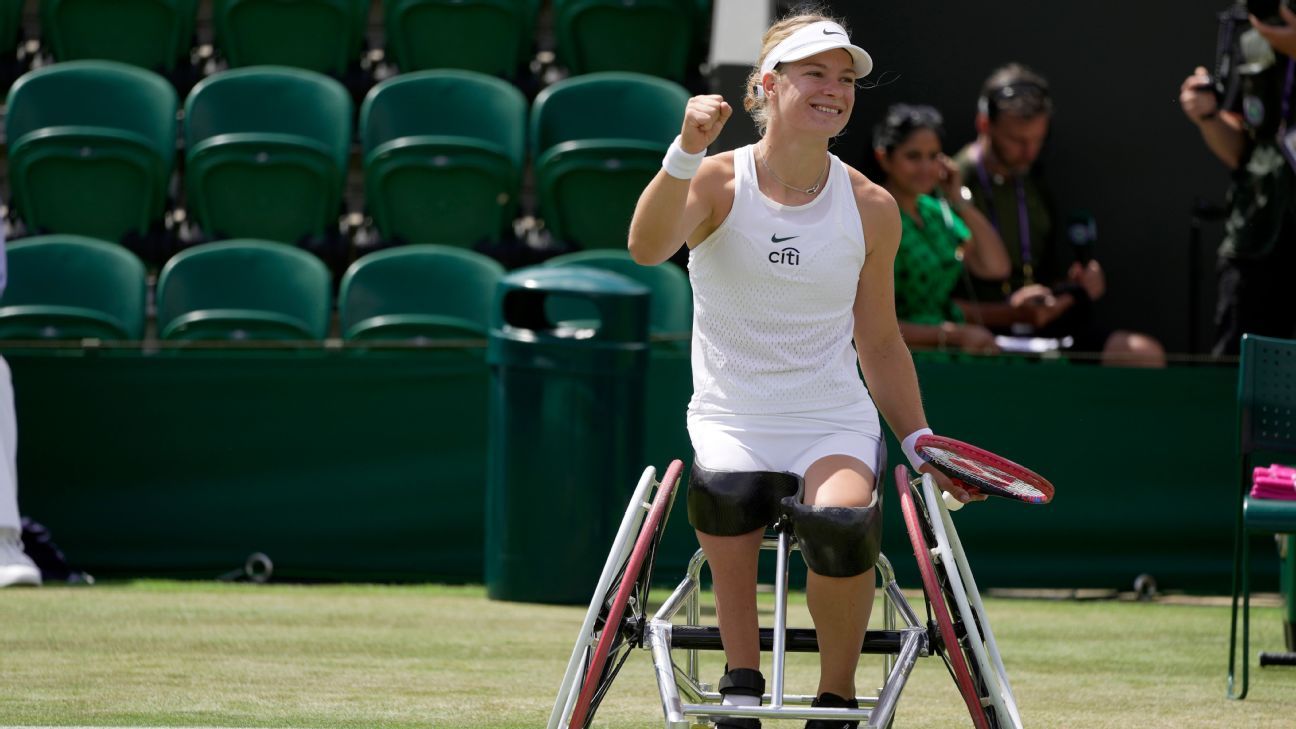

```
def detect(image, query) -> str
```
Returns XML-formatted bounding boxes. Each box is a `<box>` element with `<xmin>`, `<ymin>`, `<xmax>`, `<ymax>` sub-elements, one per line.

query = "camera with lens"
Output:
<box><xmin>1204</xmin><ymin>1</ymin><xmax>1291</xmax><ymax>112</ymax></box>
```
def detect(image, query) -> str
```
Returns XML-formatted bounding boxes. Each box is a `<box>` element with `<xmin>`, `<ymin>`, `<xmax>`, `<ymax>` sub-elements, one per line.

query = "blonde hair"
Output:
<box><xmin>743</xmin><ymin>7</ymin><xmax>850</xmax><ymax>137</ymax></box>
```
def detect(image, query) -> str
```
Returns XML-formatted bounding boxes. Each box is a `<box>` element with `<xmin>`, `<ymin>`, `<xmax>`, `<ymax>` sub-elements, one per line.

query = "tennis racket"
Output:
<box><xmin>916</xmin><ymin>435</ymin><xmax>1054</xmax><ymax>505</ymax></box>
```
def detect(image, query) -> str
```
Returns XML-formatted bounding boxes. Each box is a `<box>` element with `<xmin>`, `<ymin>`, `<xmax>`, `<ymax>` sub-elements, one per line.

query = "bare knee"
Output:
<box><xmin>784</xmin><ymin>457</ymin><xmax>883</xmax><ymax>579</ymax></box>
<box><xmin>804</xmin><ymin>454</ymin><xmax>875</xmax><ymax>508</ymax></box>
<box><xmin>1103</xmin><ymin>330</ymin><xmax>1166</xmax><ymax>368</ymax></box>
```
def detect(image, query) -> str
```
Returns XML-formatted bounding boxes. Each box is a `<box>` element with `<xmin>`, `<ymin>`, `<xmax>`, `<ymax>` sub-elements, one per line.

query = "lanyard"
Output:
<box><xmin>974</xmin><ymin>142</ymin><xmax>1034</xmax><ymax>284</ymax></box>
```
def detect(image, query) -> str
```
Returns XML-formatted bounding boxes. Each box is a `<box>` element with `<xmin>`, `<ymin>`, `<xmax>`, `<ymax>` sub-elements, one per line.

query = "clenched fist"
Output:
<box><xmin>681</xmin><ymin>95</ymin><xmax>733</xmax><ymax>154</ymax></box>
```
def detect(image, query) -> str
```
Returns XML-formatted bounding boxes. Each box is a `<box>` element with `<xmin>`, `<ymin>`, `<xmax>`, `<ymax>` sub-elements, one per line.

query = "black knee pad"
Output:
<box><xmin>687</xmin><ymin>463</ymin><xmax>800</xmax><ymax>536</ymax></box>
<box><xmin>780</xmin><ymin>494</ymin><xmax>882</xmax><ymax>578</ymax></box>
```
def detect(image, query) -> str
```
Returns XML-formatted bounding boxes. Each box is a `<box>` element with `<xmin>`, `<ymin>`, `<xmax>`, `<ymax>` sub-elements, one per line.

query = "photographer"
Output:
<box><xmin>1179</xmin><ymin>0</ymin><xmax>1296</xmax><ymax>355</ymax></box>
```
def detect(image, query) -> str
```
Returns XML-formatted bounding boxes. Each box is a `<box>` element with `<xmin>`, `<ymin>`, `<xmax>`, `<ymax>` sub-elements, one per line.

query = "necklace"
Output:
<box><xmin>759</xmin><ymin>145</ymin><xmax>828</xmax><ymax>196</ymax></box>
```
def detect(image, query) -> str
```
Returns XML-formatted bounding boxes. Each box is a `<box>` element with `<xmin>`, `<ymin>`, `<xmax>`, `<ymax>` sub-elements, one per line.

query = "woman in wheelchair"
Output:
<box><xmin>628</xmin><ymin>7</ymin><xmax>973</xmax><ymax>728</ymax></box>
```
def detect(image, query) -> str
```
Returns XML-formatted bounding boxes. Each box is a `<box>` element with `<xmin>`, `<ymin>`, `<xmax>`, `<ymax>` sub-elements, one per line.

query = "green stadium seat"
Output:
<box><xmin>0</xmin><ymin>235</ymin><xmax>147</xmax><ymax>340</ymax></box>
<box><xmin>212</xmin><ymin>0</ymin><xmax>367</xmax><ymax>75</ymax></box>
<box><xmin>339</xmin><ymin>245</ymin><xmax>505</xmax><ymax>340</ymax></box>
<box><xmin>1228</xmin><ymin>334</ymin><xmax>1296</xmax><ymax>699</ymax></box>
<box><xmin>553</xmin><ymin>0</ymin><xmax>698</xmax><ymax>81</ymax></box>
<box><xmin>360</xmin><ymin>70</ymin><xmax>526</xmax><ymax>248</ymax></box>
<box><xmin>384</xmin><ymin>0</ymin><xmax>538</xmax><ymax>77</ymax></box>
<box><xmin>41</xmin><ymin>0</ymin><xmax>199</xmax><ymax>72</ymax></box>
<box><xmin>156</xmin><ymin>240</ymin><xmax>333</xmax><ymax>341</ymax></box>
<box><xmin>542</xmin><ymin>250</ymin><xmax>690</xmax><ymax>336</ymax></box>
<box><xmin>530</xmin><ymin>72</ymin><xmax>687</xmax><ymax>251</ymax></box>
<box><xmin>5</xmin><ymin>61</ymin><xmax>177</xmax><ymax>244</ymax></box>
<box><xmin>183</xmin><ymin>66</ymin><xmax>352</xmax><ymax>246</ymax></box>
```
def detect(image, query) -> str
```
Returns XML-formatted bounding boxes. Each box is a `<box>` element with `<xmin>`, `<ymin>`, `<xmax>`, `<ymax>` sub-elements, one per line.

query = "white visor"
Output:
<box><xmin>759</xmin><ymin>21</ymin><xmax>873</xmax><ymax>80</ymax></box>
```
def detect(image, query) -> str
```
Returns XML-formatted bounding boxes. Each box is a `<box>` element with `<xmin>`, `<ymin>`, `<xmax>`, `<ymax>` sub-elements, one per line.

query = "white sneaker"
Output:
<box><xmin>0</xmin><ymin>533</ymin><xmax>41</xmax><ymax>587</ymax></box>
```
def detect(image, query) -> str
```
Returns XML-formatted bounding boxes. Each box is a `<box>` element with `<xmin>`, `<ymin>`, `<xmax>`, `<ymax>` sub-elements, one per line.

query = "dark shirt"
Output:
<box><xmin>954</xmin><ymin>143</ymin><xmax>1064</xmax><ymax>302</ymax></box>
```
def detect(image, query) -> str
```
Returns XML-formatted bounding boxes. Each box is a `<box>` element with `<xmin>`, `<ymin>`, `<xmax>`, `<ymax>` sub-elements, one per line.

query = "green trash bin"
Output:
<box><xmin>486</xmin><ymin>266</ymin><xmax>651</xmax><ymax>604</ymax></box>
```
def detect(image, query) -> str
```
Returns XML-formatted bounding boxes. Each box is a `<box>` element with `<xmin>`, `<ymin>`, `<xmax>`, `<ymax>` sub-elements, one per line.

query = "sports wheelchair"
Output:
<box><xmin>548</xmin><ymin>458</ymin><xmax>1025</xmax><ymax>729</ymax></box>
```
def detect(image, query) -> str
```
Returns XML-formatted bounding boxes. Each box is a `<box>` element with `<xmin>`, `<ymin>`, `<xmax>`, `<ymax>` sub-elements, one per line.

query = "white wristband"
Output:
<box><xmin>901</xmin><ymin>428</ymin><xmax>934</xmax><ymax>472</ymax></box>
<box><xmin>662</xmin><ymin>135</ymin><xmax>706</xmax><ymax>179</ymax></box>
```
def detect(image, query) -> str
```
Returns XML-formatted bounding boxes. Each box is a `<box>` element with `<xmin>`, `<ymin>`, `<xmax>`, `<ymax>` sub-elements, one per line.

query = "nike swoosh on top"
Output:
<box><xmin>771</xmin><ymin>234</ymin><xmax>799</xmax><ymax>243</ymax></box>
<box><xmin>822</xmin><ymin>29</ymin><xmax>846</xmax><ymax>36</ymax></box>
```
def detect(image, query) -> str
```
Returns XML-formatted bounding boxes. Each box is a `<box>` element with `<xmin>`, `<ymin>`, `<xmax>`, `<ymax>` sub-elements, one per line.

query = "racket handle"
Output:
<box><xmin>941</xmin><ymin>490</ymin><xmax>965</xmax><ymax>512</ymax></box>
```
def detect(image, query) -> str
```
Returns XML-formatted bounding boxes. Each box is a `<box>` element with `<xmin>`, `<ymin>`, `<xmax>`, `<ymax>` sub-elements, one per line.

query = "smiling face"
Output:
<box><xmin>877</xmin><ymin>127</ymin><xmax>942</xmax><ymax>198</ymax></box>
<box><xmin>766</xmin><ymin>48</ymin><xmax>856</xmax><ymax>137</ymax></box>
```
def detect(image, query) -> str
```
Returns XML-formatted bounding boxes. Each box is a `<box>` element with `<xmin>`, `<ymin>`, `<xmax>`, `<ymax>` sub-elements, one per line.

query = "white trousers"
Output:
<box><xmin>0</xmin><ymin>357</ymin><xmax>20</xmax><ymax>532</ymax></box>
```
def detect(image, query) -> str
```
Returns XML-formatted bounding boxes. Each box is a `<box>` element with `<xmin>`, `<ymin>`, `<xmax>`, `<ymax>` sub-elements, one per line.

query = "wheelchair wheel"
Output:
<box><xmin>565</xmin><ymin>459</ymin><xmax>683</xmax><ymax>729</ymax></box>
<box><xmin>918</xmin><ymin>476</ymin><xmax>1022</xmax><ymax>729</ymax></box>
<box><xmin>895</xmin><ymin>466</ymin><xmax>993</xmax><ymax>729</ymax></box>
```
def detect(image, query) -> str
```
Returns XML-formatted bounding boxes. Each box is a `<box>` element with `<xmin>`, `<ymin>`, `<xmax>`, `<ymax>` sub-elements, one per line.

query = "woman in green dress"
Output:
<box><xmin>873</xmin><ymin>104</ymin><xmax>1009</xmax><ymax>354</ymax></box>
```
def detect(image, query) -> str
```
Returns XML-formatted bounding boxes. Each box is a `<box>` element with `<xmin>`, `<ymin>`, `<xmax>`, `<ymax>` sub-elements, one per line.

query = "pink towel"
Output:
<box><xmin>1251</xmin><ymin>463</ymin><xmax>1296</xmax><ymax>500</ymax></box>
<box><xmin>1254</xmin><ymin>464</ymin><xmax>1296</xmax><ymax>480</ymax></box>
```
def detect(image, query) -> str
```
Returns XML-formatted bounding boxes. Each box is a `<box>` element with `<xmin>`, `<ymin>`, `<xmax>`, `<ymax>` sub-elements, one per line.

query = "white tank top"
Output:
<box><xmin>687</xmin><ymin>144</ymin><xmax>874</xmax><ymax>416</ymax></box>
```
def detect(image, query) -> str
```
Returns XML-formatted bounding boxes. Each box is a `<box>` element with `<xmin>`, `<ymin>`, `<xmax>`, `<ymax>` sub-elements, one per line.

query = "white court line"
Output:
<box><xmin>4</xmin><ymin>726</ymin><xmax>313</xmax><ymax>728</ymax></box>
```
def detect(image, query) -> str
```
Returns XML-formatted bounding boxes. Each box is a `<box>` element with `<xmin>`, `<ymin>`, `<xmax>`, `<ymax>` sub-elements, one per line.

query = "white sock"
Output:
<box><xmin>722</xmin><ymin>693</ymin><xmax>760</xmax><ymax>707</ymax></box>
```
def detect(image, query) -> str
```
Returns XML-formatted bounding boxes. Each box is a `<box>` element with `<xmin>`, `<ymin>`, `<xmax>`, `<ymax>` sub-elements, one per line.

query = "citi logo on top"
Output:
<box><xmin>768</xmin><ymin>247</ymin><xmax>800</xmax><ymax>266</ymax></box>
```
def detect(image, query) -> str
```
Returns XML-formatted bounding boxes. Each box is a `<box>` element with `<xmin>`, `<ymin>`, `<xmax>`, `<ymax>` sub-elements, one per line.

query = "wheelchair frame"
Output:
<box><xmin>549</xmin><ymin>461</ymin><xmax>1024</xmax><ymax>729</ymax></box>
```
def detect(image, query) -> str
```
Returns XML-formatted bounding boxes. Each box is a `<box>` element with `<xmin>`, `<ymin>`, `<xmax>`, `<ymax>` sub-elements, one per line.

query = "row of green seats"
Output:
<box><xmin>29</xmin><ymin>0</ymin><xmax>709</xmax><ymax>81</ymax></box>
<box><xmin>6</xmin><ymin>61</ymin><xmax>688</xmax><ymax>254</ymax></box>
<box><xmin>0</xmin><ymin>236</ymin><xmax>692</xmax><ymax>341</ymax></box>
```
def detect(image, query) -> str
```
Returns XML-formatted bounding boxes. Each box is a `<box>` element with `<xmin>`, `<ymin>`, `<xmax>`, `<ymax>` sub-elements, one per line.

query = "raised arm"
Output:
<box><xmin>1249</xmin><ymin>6</ymin><xmax>1296</xmax><ymax>61</ymax></box>
<box><xmin>952</xmin><ymin>202</ymin><xmax>1011</xmax><ymax>280</ymax></box>
<box><xmin>628</xmin><ymin>94</ymin><xmax>732</xmax><ymax>265</ymax></box>
<box><xmin>937</xmin><ymin>155</ymin><xmax>1009</xmax><ymax>281</ymax></box>
<box><xmin>1180</xmin><ymin>66</ymin><xmax>1247</xmax><ymax>171</ymax></box>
